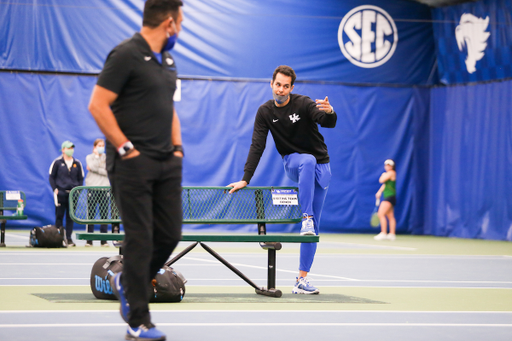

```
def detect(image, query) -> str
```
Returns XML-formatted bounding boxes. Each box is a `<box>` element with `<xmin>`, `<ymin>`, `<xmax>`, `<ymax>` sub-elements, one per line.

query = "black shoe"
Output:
<box><xmin>67</xmin><ymin>239</ymin><xmax>76</xmax><ymax>247</ymax></box>
<box><xmin>85</xmin><ymin>241</ymin><xmax>93</xmax><ymax>247</ymax></box>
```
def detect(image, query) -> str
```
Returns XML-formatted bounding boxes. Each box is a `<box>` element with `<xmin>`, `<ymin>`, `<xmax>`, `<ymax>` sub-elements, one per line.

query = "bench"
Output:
<box><xmin>0</xmin><ymin>191</ymin><xmax>28</xmax><ymax>247</ymax></box>
<box><xmin>70</xmin><ymin>186</ymin><xmax>318</xmax><ymax>297</ymax></box>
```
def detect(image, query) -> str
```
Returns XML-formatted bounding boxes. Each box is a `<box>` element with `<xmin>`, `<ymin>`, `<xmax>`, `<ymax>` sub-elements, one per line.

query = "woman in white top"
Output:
<box><xmin>85</xmin><ymin>138</ymin><xmax>110</xmax><ymax>246</ymax></box>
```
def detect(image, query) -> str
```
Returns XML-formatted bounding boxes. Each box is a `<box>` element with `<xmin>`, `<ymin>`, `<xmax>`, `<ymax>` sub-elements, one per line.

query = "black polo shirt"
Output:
<box><xmin>97</xmin><ymin>32</ymin><xmax>177</xmax><ymax>171</ymax></box>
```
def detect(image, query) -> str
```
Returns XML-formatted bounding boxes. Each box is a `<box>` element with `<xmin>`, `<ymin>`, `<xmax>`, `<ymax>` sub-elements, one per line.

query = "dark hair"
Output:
<box><xmin>93</xmin><ymin>138</ymin><xmax>104</xmax><ymax>147</ymax></box>
<box><xmin>272</xmin><ymin>65</ymin><xmax>296</xmax><ymax>86</ymax></box>
<box><xmin>143</xmin><ymin>0</ymin><xmax>183</xmax><ymax>28</ymax></box>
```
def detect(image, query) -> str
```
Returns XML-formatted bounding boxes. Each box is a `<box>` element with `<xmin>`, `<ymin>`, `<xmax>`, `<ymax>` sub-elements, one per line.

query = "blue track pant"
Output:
<box><xmin>283</xmin><ymin>153</ymin><xmax>331</xmax><ymax>273</ymax></box>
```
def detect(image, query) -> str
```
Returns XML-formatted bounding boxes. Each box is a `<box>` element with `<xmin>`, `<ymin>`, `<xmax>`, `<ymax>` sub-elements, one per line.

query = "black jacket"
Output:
<box><xmin>243</xmin><ymin>94</ymin><xmax>337</xmax><ymax>183</ymax></box>
<box><xmin>49</xmin><ymin>156</ymin><xmax>84</xmax><ymax>193</ymax></box>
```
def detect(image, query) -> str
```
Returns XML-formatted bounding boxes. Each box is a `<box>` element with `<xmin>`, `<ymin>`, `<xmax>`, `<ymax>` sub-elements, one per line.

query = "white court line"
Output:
<box><xmin>0</xmin><ymin>322</ymin><xmax>511</xmax><ymax>328</ymax></box>
<box><xmin>1</xmin><ymin>310</ymin><xmax>512</xmax><ymax>313</ymax></box>
<box><xmin>0</xmin><ymin>285</ymin><xmax>88</xmax><ymax>287</ymax></box>
<box><xmin>0</xmin><ymin>263</ymin><xmax>93</xmax><ymax>265</ymax></box>
<box><xmin>0</xmin><ymin>252</ymin><xmax>119</xmax><ymax>255</ymax></box>
<box><xmin>4</xmin><ymin>233</ymin><xmax>30</xmax><ymax>240</ymax></box>
<box><xmin>184</xmin><ymin>256</ymin><xmax>358</xmax><ymax>281</ymax></box>
<box><xmin>0</xmin><ymin>277</ymin><xmax>90</xmax><ymax>281</ymax></box>
<box><xmin>0</xmin><ymin>263</ymin><xmax>219</xmax><ymax>267</ymax></box>
<box><xmin>0</xmin><ymin>278</ymin><xmax>510</xmax><ymax>286</ymax></box>
<box><xmin>352</xmin><ymin>279</ymin><xmax>512</xmax><ymax>284</ymax></box>
<box><xmin>321</xmin><ymin>242</ymin><xmax>417</xmax><ymax>251</ymax></box>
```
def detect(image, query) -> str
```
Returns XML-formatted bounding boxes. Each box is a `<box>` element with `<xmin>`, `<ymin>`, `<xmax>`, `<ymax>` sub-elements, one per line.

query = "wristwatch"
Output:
<box><xmin>118</xmin><ymin>141</ymin><xmax>134</xmax><ymax>156</ymax></box>
<box><xmin>174</xmin><ymin>145</ymin><xmax>184</xmax><ymax>156</ymax></box>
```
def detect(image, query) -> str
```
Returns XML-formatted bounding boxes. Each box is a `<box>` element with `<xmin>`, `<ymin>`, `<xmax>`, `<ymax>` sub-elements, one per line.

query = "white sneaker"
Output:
<box><xmin>387</xmin><ymin>234</ymin><xmax>396</xmax><ymax>241</ymax></box>
<box><xmin>373</xmin><ymin>232</ymin><xmax>387</xmax><ymax>241</ymax></box>
<box><xmin>300</xmin><ymin>214</ymin><xmax>315</xmax><ymax>236</ymax></box>
<box><xmin>292</xmin><ymin>277</ymin><xmax>319</xmax><ymax>294</ymax></box>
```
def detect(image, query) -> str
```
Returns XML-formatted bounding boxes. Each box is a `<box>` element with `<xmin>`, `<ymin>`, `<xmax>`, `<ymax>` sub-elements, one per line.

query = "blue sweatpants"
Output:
<box><xmin>283</xmin><ymin>153</ymin><xmax>331</xmax><ymax>273</ymax></box>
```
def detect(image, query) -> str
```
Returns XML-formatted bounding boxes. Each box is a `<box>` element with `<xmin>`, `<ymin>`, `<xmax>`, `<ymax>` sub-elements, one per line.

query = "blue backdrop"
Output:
<box><xmin>0</xmin><ymin>72</ymin><xmax>430</xmax><ymax>235</ymax></box>
<box><xmin>428</xmin><ymin>79</ymin><xmax>512</xmax><ymax>241</ymax></box>
<box><xmin>1</xmin><ymin>0</ymin><xmax>511</xmax><ymax>241</ymax></box>
<box><xmin>432</xmin><ymin>0</ymin><xmax>512</xmax><ymax>84</ymax></box>
<box><xmin>1</xmin><ymin>0</ymin><xmax>436</xmax><ymax>85</ymax></box>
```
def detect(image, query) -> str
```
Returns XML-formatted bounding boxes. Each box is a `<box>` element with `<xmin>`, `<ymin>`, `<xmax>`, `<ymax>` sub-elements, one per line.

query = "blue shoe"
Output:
<box><xmin>126</xmin><ymin>324</ymin><xmax>166</xmax><ymax>341</ymax></box>
<box><xmin>112</xmin><ymin>272</ymin><xmax>129</xmax><ymax>323</ymax></box>
<box><xmin>300</xmin><ymin>214</ymin><xmax>315</xmax><ymax>236</ymax></box>
<box><xmin>292</xmin><ymin>277</ymin><xmax>320</xmax><ymax>294</ymax></box>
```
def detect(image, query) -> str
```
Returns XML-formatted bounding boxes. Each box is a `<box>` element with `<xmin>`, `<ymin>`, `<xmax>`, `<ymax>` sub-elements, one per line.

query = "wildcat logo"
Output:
<box><xmin>455</xmin><ymin>14</ymin><xmax>490</xmax><ymax>74</ymax></box>
<box><xmin>95</xmin><ymin>275</ymin><xmax>113</xmax><ymax>294</ymax></box>
<box><xmin>338</xmin><ymin>5</ymin><xmax>398</xmax><ymax>68</ymax></box>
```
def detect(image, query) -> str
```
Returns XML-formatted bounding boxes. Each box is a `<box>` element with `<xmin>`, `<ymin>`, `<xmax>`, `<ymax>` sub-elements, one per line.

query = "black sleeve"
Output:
<box><xmin>242</xmin><ymin>108</ymin><xmax>269</xmax><ymax>184</ymax></box>
<box><xmin>49</xmin><ymin>162</ymin><xmax>58</xmax><ymax>191</ymax></box>
<box><xmin>77</xmin><ymin>161</ymin><xmax>84</xmax><ymax>186</ymax></box>
<box><xmin>306</xmin><ymin>97</ymin><xmax>337</xmax><ymax>128</ymax></box>
<box><xmin>96</xmin><ymin>47</ymin><xmax>133</xmax><ymax>95</ymax></box>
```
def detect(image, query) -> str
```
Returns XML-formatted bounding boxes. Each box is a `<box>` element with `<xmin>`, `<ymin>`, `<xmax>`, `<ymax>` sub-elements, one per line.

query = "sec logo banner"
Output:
<box><xmin>338</xmin><ymin>5</ymin><xmax>398</xmax><ymax>68</ymax></box>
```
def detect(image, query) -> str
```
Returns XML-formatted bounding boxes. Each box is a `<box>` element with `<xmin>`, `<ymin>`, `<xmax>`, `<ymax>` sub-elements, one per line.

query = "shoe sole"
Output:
<box><xmin>300</xmin><ymin>231</ymin><xmax>315</xmax><ymax>236</ymax></box>
<box><xmin>125</xmin><ymin>334</ymin><xmax>166</xmax><ymax>341</ymax></box>
<box><xmin>292</xmin><ymin>288</ymin><xmax>320</xmax><ymax>295</ymax></box>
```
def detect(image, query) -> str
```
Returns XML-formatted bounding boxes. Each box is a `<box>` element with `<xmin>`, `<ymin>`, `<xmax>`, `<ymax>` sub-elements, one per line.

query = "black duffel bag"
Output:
<box><xmin>90</xmin><ymin>255</ymin><xmax>186</xmax><ymax>302</ymax></box>
<box><xmin>29</xmin><ymin>225</ymin><xmax>66</xmax><ymax>248</ymax></box>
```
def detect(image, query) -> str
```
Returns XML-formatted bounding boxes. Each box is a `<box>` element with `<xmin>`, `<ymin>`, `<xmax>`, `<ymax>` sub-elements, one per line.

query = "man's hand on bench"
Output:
<box><xmin>227</xmin><ymin>180</ymin><xmax>248</xmax><ymax>194</ymax></box>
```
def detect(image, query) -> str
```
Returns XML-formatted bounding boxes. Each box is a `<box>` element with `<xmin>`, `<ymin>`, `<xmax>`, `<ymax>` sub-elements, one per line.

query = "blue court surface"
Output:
<box><xmin>0</xmin><ymin>231</ymin><xmax>511</xmax><ymax>341</ymax></box>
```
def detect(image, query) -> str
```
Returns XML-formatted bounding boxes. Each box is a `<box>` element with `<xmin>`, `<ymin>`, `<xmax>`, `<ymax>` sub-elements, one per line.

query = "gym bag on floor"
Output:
<box><xmin>90</xmin><ymin>255</ymin><xmax>123</xmax><ymax>299</ymax></box>
<box><xmin>90</xmin><ymin>255</ymin><xmax>186</xmax><ymax>302</ymax></box>
<box><xmin>29</xmin><ymin>225</ymin><xmax>66</xmax><ymax>248</ymax></box>
<box><xmin>150</xmin><ymin>265</ymin><xmax>187</xmax><ymax>302</ymax></box>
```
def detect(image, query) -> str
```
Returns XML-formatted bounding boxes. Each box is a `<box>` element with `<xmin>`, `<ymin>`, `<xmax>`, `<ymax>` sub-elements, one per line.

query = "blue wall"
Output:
<box><xmin>427</xmin><ymin>79</ymin><xmax>512</xmax><ymax>241</ymax></box>
<box><xmin>0</xmin><ymin>73</ymin><xmax>430</xmax><ymax>235</ymax></box>
<box><xmin>1</xmin><ymin>0</ymin><xmax>511</xmax><ymax>240</ymax></box>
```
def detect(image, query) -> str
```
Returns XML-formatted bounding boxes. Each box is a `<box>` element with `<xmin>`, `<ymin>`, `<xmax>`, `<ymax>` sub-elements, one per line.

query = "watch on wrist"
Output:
<box><xmin>174</xmin><ymin>145</ymin><xmax>184</xmax><ymax>156</ymax></box>
<box><xmin>118</xmin><ymin>141</ymin><xmax>134</xmax><ymax>157</ymax></box>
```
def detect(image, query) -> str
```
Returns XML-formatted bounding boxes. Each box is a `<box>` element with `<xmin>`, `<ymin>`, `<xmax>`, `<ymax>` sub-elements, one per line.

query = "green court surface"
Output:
<box><xmin>1</xmin><ymin>285</ymin><xmax>511</xmax><ymax>312</ymax></box>
<box><xmin>1</xmin><ymin>231</ymin><xmax>511</xmax><ymax>313</ymax></box>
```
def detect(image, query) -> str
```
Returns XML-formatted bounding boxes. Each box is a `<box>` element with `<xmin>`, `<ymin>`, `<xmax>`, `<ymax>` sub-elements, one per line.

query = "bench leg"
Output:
<box><xmin>198</xmin><ymin>242</ymin><xmax>259</xmax><ymax>288</ymax></box>
<box><xmin>165</xmin><ymin>242</ymin><xmax>199</xmax><ymax>267</ymax></box>
<box><xmin>268</xmin><ymin>248</ymin><xmax>276</xmax><ymax>290</ymax></box>
<box><xmin>0</xmin><ymin>219</ymin><xmax>5</xmax><ymax>247</ymax></box>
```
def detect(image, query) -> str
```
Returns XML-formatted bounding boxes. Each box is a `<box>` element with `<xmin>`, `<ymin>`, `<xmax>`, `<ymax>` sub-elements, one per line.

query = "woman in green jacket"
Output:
<box><xmin>374</xmin><ymin>159</ymin><xmax>396</xmax><ymax>241</ymax></box>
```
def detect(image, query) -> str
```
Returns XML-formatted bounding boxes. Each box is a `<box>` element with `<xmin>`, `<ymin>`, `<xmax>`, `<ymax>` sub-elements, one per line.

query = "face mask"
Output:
<box><xmin>96</xmin><ymin>147</ymin><xmax>105</xmax><ymax>154</ymax></box>
<box><xmin>162</xmin><ymin>32</ymin><xmax>177</xmax><ymax>52</ymax></box>
<box><xmin>64</xmin><ymin>149</ymin><xmax>74</xmax><ymax>157</ymax></box>
<box><xmin>273</xmin><ymin>92</ymin><xmax>289</xmax><ymax>105</ymax></box>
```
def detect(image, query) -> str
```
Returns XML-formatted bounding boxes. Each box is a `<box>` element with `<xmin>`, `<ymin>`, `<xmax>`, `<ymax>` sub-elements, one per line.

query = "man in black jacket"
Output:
<box><xmin>229</xmin><ymin>65</ymin><xmax>337</xmax><ymax>295</ymax></box>
<box><xmin>49</xmin><ymin>140</ymin><xmax>84</xmax><ymax>246</ymax></box>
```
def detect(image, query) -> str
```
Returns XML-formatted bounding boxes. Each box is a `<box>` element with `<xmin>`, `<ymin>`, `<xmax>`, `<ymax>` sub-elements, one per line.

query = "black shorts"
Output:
<box><xmin>382</xmin><ymin>195</ymin><xmax>396</xmax><ymax>207</ymax></box>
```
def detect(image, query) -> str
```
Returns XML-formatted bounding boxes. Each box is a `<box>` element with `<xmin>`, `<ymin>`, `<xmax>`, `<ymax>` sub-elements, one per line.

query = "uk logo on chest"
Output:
<box><xmin>289</xmin><ymin>113</ymin><xmax>300</xmax><ymax>123</ymax></box>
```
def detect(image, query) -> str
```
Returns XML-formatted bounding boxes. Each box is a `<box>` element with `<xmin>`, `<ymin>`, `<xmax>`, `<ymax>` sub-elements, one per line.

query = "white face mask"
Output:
<box><xmin>96</xmin><ymin>146</ymin><xmax>105</xmax><ymax>154</ymax></box>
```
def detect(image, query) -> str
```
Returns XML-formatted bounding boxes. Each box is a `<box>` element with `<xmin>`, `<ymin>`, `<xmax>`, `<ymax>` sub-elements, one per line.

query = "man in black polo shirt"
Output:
<box><xmin>88</xmin><ymin>1</ymin><xmax>184</xmax><ymax>340</ymax></box>
<box><xmin>228</xmin><ymin>65</ymin><xmax>337</xmax><ymax>295</ymax></box>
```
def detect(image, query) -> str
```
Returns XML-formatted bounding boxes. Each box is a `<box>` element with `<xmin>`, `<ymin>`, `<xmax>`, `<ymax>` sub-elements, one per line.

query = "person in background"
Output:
<box><xmin>85</xmin><ymin>138</ymin><xmax>110</xmax><ymax>247</ymax></box>
<box><xmin>49</xmin><ymin>140</ymin><xmax>84</xmax><ymax>247</ymax></box>
<box><xmin>374</xmin><ymin>159</ymin><xmax>397</xmax><ymax>241</ymax></box>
